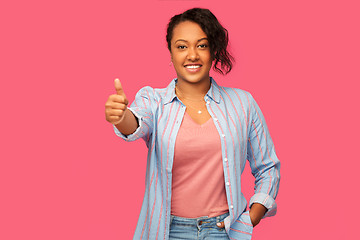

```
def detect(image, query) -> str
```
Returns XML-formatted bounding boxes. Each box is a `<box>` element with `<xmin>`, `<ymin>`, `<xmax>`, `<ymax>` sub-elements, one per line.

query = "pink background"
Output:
<box><xmin>1</xmin><ymin>0</ymin><xmax>359</xmax><ymax>239</ymax></box>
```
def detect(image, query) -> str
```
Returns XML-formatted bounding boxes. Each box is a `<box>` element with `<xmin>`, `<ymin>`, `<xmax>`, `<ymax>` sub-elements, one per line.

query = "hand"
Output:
<box><xmin>249</xmin><ymin>203</ymin><xmax>267</xmax><ymax>227</ymax></box>
<box><xmin>105</xmin><ymin>78</ymin><xmax>129</xmax><ymax>125</ymax></box>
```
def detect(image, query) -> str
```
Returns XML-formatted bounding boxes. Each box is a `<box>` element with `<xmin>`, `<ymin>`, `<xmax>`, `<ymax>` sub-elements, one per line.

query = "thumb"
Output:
<box><xmin>216</xmin><ymin>222</ymin><xmax>225</xmax><ymax>228</ymax></box>
<box><xmin>114</xmin><ymin>78</ymin><xmax>125</xmax><ymax>96</ymax></box>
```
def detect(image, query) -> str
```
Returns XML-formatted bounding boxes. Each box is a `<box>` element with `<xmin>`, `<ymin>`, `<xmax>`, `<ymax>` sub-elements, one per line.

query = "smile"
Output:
<box><xmin>185</xmin><ymin>65</ymin><xmax>201</xmax><ymax>69</ymax></box>
<box><xmin>184</xmin><ymin>64</ymin><xmax>202</xmax><ymax>73</ymax></box>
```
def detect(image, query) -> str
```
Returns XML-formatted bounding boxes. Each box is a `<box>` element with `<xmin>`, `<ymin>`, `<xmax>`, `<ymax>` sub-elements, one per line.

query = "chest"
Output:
<box><xmin>153</xmin><ymin>100</ymin><xmax>250</xmax><ymax>152</ymax></box>
<box><xmin>185</xmin><ymin>108</ymin><xmax>211</xmax><ymax>125</ymax></box>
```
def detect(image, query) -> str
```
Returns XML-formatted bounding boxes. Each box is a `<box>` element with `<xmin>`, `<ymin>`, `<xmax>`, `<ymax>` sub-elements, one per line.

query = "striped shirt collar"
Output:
<box><xmin>163</xmin><ymin>76</ymin><xmax>221</xmax><ymax>105</ymax></box>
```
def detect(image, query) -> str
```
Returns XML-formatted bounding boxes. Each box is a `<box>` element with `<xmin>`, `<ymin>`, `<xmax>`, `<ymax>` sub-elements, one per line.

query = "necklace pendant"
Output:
<box><xmin>198</xmin><ymin>110</ymin><xmax>202</xmax><ymax>114</ymax></box>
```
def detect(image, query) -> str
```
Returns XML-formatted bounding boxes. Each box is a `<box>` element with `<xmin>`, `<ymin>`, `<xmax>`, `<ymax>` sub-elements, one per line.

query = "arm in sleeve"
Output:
<box><xmin>113</xmin><ymin>86</ymin><xmax>155</xmax><ymax>144</ymax></box>
<box><xmin>246</xmin><ymin>93</ymin><xmax>281</xmax><ymax>218</ymax></box>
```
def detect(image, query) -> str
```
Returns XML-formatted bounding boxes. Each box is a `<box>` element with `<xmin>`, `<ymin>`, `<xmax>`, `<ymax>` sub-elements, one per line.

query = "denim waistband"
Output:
<box><xmin>170</xmin><ymin>212</ymin><xmax>229</xmax><ymax>226</ymax></box>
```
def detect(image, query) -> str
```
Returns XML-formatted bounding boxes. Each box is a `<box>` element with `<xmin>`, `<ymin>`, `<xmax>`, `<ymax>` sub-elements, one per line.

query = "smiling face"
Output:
<box><xmin>170</xmin><ymin>21</ymin><xmax>213</xmax><ymax>85</ymax></box>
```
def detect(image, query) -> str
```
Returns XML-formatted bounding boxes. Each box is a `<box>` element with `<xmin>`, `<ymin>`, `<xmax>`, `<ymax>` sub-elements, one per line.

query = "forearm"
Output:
<box><xmin>249</xmin><ymin>203</ymin><xmax>267</xmax><ymax>227</ymax></box>
<box><xmin>114</xmin><ymin>108</ymin><xmax>139</xmax><ymax>135</ymax></box>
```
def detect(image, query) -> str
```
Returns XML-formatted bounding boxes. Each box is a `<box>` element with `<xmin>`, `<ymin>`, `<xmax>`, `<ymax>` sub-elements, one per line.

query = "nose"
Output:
<box><xmin>187</xmin><ymin>47</ymin><xmax>199</xmax><ymax>61</ymax></box>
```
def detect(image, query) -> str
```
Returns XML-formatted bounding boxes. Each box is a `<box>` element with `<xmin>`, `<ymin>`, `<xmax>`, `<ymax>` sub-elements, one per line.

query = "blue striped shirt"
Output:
<box><xmin>113</xmin><ymin>77</ymin><xmax>280</xmax><ymax>240</ymax></box>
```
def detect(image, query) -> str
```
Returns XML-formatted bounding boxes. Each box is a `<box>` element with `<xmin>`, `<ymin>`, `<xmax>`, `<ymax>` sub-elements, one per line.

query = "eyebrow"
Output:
<box><xmin>175</xmin><ymin>38</ymin><xmax>208</xmax><ymax>44</ymax></box>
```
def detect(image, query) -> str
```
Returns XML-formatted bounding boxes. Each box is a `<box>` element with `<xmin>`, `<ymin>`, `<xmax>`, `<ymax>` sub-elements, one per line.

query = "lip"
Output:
<box><xmin>184</xmin><ymin>64</ymin><xmax>202</xmax><ymax>73</ymax></box>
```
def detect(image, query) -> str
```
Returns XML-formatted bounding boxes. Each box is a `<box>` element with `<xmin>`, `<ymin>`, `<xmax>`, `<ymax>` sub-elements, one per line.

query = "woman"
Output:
<box><xmin>105</xmin><ymin>8</ymin><xmax>280</xmax><ymax>240</ymax></box>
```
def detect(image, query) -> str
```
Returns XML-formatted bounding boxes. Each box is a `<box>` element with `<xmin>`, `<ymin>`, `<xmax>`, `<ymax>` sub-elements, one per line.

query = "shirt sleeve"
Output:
<box><xmin>113</xmin><ymin>86</ymin><xmax>155</xmax><ymax>145</ymax></box>
<box><xmin>246</xmin><ymin>93</ymin><xmax>281</xmax><ymax>218</ymax></box>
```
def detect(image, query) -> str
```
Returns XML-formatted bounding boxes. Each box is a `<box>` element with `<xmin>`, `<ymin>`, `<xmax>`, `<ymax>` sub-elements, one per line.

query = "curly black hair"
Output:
<box><xmin>166</xmin><ymin>8</ymin><xmax>234</xmax><ymax>75</ymax></box>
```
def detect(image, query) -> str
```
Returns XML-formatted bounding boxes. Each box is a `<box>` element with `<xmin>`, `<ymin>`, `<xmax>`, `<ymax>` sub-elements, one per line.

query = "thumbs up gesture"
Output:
<box><xmin>105</xmin><ymin>78</ymin><xmax>129</xmax><ymax>125</ymax></box>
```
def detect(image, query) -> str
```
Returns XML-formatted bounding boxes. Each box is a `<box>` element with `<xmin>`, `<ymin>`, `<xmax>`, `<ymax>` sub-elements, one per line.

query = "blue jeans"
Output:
<box><xmin>169</xmin><ymin>212</ymin><xmax>230</xmax><ymax>240</ymax></box>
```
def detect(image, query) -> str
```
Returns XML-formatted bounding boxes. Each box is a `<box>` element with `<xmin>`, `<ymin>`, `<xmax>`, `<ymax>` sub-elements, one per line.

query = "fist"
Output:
<box><xmin>105</xmin><ymin>78</ymin><xmax>129</xmax><ymax>125</ymax></box>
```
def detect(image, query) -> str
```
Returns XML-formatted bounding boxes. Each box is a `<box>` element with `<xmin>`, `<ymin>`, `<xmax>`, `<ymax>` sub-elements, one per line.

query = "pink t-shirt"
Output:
<box><xmin>171</xmin><ymin>112</ymin><xmax>229</xmax><ymax>218</ymax></box>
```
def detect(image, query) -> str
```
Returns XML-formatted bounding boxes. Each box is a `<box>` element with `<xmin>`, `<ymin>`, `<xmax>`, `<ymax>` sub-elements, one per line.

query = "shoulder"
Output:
<box><xmin>135</xmin><ymin>86</ymin><xmax>156</xmax><ymax>98</ymax></box>
<box><xmin>134</xmin><ymin>85</ymin><xmax>170</xmax><ymax>104</ymax></box>
<box><xmin>218</xmin><ymin>85</ymin><xmax>254</xmax><ymax>106</ymax></box>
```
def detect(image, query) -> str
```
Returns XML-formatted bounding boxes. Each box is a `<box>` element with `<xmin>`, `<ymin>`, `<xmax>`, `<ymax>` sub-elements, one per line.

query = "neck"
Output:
<box><xmin>175</xmin><ymin>77</ymin><xmax>211</xmax><ymax>99</ymax></box>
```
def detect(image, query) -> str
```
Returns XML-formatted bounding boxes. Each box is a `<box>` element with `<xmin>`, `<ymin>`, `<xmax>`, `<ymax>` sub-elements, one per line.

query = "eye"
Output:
<box><xmin>177</xmin><ymin>45</ymin><xmax>186</xmax><ymax>49</ymax></box>
<box><xmin>198</xmin><ymin>44</ymin><xmax>208</xmax><ymax>48</ymax></box>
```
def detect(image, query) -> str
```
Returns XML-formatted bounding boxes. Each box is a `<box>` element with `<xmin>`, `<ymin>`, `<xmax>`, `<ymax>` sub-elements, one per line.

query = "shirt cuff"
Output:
<box><xmin>113</xmin><ymin>107</ymin><xmax>142</xmax><ymax>142</ymax></box>
<box><xmin>249</xmin><ymin>192</ymin><xmax>277</xmax><ymax>218</ymax></box>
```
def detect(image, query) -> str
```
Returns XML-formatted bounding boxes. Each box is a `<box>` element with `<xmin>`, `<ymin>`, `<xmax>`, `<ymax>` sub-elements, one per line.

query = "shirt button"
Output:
<box><xmin>230</xmin><ymin>205</ymin><xmax>234</xmax><ymax>209</ymax></box>
<box><xmin>221</xmin><ymin>134</ymin><xmax>225</xmax><ymax>138</ymax></box>
<box><xmin>224</xmin><ymin>158</ymin><xmax>228</xmax><ymax>162</ymax></box>
<box><xmin>214</xmin><ymin>118</ymin><xmax>218</xmax><ymax>121</ymax></box>
<box><xmin>206</xmin><ymin>101</ymin><xmax>210</xmax><ymax>104</ymax></box>
<box><xmin>226</xmin><ymin>182</ymin><xmax>230</xmax><ymax>186</ymax></box>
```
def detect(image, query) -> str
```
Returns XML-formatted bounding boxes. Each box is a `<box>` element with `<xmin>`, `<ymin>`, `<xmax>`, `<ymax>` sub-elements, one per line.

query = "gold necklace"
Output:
<box><xmin>184</xmin><ymin>102</ymin><xmax>207</xmax><ymax>114</ymax></box>
<box><xmin>175</xmin><ymin>86</ymin><xmax>206</xmax><ymax>114</ymax></box>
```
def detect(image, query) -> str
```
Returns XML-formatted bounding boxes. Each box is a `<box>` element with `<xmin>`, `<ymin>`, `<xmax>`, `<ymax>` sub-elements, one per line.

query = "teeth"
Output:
<box><xmin>185</xmin><ymin>65</ymin><xmax>201</xmax><ymax>69</ymax></box>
